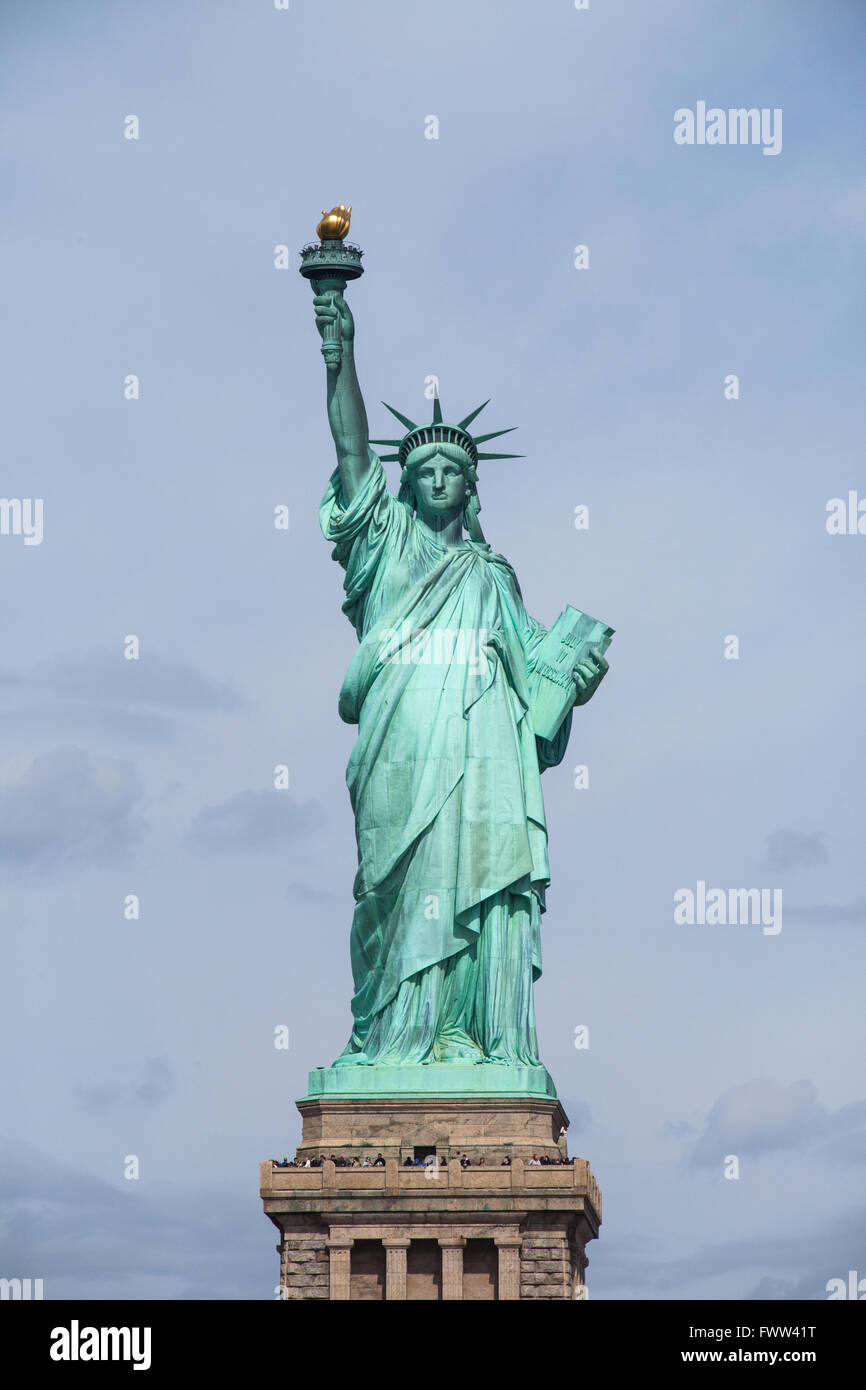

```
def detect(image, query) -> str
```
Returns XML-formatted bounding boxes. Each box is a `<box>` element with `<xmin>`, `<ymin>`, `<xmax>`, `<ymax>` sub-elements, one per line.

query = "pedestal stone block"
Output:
<box><xmin>261</xmin><ymin>1092</ymin><xmax>601</xmax><ymax>1302</ymax></box>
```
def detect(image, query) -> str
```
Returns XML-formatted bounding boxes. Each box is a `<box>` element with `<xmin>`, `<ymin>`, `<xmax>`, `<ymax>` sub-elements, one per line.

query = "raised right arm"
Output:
<box><xmin>313</xmin><ymin>291</ymin><xmax>371</xmax><ymax>503</ymax></box>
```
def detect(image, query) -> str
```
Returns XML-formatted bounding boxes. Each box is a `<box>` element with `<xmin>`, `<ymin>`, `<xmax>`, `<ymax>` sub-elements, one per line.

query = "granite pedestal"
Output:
<box><xmin>261</xmin><ymin>1067</ymin><xmax>601</xmax><ymax>1301</ymax></box>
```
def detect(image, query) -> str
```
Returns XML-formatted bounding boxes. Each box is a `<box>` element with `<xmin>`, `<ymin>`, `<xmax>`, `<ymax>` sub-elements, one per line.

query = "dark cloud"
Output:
<box><xmin>745</xmin><ymin>1275</ymin><xmax>805</xmax><ymax>1300</ymax></box>
<box><xmin>677</xmin><ymin>1080</ymin><xmax>866</xmax><ymax>1170</ymax></box>
<box><xmin>786</xmin><ymin>898</ymin><xmax>866</xmax><ymax>926</ymax></box>
<box><xmin>0</xmin><ymin>746</ymin><xmax>145</xmax><ymax>868</ymax></box>
<box><xmin>75</xmin><ymin>1059</ymin><xmax>176</xmax><ymax>1114</ymax></box>
<box><xmin>0</xmin><ymin>702</ymin><xmax>179</xmax><ymax>747</ymax></box>
<box><xmin>75</xmin><ymin>1085</ymin><xmax>123</xmax><ymax>1115</ymax></box>
<box><xmin>135</xmin><ymin>1058</ymin><xmax>174</xmax><ymax>1106</ymax></box>
<box><xmin>186</xmin><ymin>789</ymin><xmax>325</xmax><ymax>854</ymax></box>
<box><xmin>761</xmin><ymin>829</ymin><xmax>828</xmax><ymax>871</ymax></box>
<box><xmin>689</xmin><ymin>1079</ymin><xmax>825</xmax><ymax>1168</ymax></box>
<box><xmin>594</xmin><ymin>1207</ymin><xmax>866</xmax><ymax>1300</ymax></box>
<box><xmin>822</xmin><ymin>1100</ymin><xmax>866</xmax><ymax>1163</ymax></box>
<box><xmin>658</xmin><ymin>1119</ymin><xmax>698</xmax><ymax>1141</ymax></box>
<box><xmin>0</xmin><ymin>652</ymin><xmax>246</xmax><ymax>748</ymax></box>
<box><xmin>20</xmin><ymin>650</ymin><xmax>245</xmax><ymax>713</ymax></box>
<box><xmin>0</xmin><ymin>1138</ymin><xmax>267</xmax><ymax>1300</ymax></box>
<box><xmin>284</xmin><ymin>880</ymin><xmax>338</xmax><ymax>902</ymax></box>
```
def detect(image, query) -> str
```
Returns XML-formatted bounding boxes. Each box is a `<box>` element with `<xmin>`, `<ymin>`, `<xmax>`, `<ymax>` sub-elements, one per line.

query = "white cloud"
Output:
<box><xmin>0</xmin><ymin>747</ymin><xmax>145</xmax><ymax>868</ymax></box>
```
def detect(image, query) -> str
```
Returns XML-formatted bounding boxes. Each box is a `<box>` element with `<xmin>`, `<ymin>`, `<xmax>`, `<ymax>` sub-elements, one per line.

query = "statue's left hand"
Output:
<box><xmin>572</xmin><ymin>647</ymin><xmax>609</xmax><ymax>707</ymax></box>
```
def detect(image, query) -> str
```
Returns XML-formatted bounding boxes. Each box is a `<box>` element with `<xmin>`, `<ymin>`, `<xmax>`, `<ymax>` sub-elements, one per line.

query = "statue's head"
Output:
<box><xmin>400</xmin><ymin>441</ymin><xmax>473</xmax><ymax>520</ymax></box>
<box><xmin>371</xmin><ymin>397</ymin><xmax>522</xmax><ymax>545</ymax></box>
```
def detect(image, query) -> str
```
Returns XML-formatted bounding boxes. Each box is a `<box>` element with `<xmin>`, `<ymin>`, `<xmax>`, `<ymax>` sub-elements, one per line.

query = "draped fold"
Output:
<box><xmin>320</xmin><ymin>450</ymin><xmax>573</xmax><ymax>1062</ymax></box>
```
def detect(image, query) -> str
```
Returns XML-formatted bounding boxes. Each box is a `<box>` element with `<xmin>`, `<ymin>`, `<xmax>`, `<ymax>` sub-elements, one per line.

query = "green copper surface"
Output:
<box><xmin>303</xmin><ymin>225</ymin><xmax>611</xmax><ymax>1096</ymax></box>
<box><xmin>304</xmin><ymin>1063</ymin><xmax>556</xmax><ymax>1101</ymax></box>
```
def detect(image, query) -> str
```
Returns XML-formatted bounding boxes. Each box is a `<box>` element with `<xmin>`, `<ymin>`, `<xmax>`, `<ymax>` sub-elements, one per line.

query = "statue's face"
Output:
<box><xmin>409</xmin><ymin>451</ymin><xmax>468</xmax><ymax>516</ymax></box>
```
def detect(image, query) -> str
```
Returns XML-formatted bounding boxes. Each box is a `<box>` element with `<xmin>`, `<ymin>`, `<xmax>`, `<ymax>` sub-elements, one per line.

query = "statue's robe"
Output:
<box><xmin>320</xmin><ymin>451</ymin><xmax>572</xmax><ymax>1065</ymax></box>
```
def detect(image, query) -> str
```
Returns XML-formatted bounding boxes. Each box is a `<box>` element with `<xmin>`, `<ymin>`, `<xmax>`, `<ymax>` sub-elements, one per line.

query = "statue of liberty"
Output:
<box><xmin>308</xmin><ymin>214</ymin><xmax>610</xmax><ymax>1081</ymax></box>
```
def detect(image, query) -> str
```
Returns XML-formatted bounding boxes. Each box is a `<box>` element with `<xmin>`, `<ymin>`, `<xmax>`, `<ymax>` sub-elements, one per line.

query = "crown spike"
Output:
<box><xmin>376</xmin><ymin>395</ymin><xmax>522</xmax><ymax>469</ymax></box>
<box><xmin>458</xmin><ymin>400</ymin><xmax>490</xmax><ymax>430</ymax></box>
<box><xmin>382</xmin><ymin>402</ymin><xmax>418</xmax><ymax>431</ymax></box>
<box><xmin>473</xmin><ymin>427</ymin><xmax>517</xmax><ymax>444</ymax></box>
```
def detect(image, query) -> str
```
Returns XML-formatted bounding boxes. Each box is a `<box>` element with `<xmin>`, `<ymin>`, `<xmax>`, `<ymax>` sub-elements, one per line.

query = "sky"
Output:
<box><xmin>1</xmin><ymin>0</ymin><xmax>865</xmax><ymax>1301</ymax></box>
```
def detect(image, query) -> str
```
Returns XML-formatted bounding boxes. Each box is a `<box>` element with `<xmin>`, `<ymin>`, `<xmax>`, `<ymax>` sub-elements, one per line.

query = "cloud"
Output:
<box><xmin>823</xmin><ymin>1100</ymin><xmax>866</xmax><ymax>1163</ymax></box>
<box><xmin>14</xmin><ymin>650</ymin><xmax>245</xmax><ymax>712</ymax></box>
<box><xmin>284</xmin><ymin>880</ymin><xmax>337</xmax><ymax>903</ymax></box>
<box><xmin>135</xmin><ymin>1058</ymin><xmax>174</xmax><ymax>1106</ymax></box>
<box><xmin>0</xmin><ymin>1138</ymin><xmax>266</xmax><ymax>1300</ymax></box>
<box><xmin>0</xmin><ymin>746</ymin><xmax>145</xmax><ymax>868</ymax></box>
<box><xmin>75</xmin><ymin>1059</ymin><xmax>176</xmax><ymax>1115</ymax></box>
<box><xmin>745</xmin><ymin>1275</ymin><xmax>804</xmax><ymax>1300</ymax></box>
<box><xmin>681</xmin><ymin>1080</ymin><xmax>866</xmax><ymax>1170</ymax></box>
<box><xmin>658</xmin><ymin>1119</ymin><xmax>698</xmax><ymax>1141</ymax></box>
<box><xmin>595</xmin><ymin>1206</ymin><xmax>866</xmax><ymax>1300</ymax></box>
<box><xmin>0</xmin><ymin>702</ymin><xmax>181</xmax><ymax>747</ymax></box>
<box><xmin>786</xmin><ymin>898</ymin><xmax>866</xmax><ymax>926</ymax></box>
<box><xmin>688</xmin><ymin>1079</ymin><xmax>824</xmax><ymax>1168</ymax></box>
<box><xmin>761</xmin><ymin>829</ymin><xmax>828</xmax><ymax>871</ymax></box>
<box><xmin>186</xmin><ymin>789</ymin><xmax>325</xmax><ymax>854</ymax></box>
<box><xmin>0</xmin><ymin>652</ymin><xmax>246</xmax><ymax>747</ymax></box>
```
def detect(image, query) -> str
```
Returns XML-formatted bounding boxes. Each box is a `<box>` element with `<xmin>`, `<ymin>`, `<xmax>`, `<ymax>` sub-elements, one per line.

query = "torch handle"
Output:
<box><xmin>310</xmin><ymin>274</ymin><xmax>348</xmax><ymax>370</ymax></box>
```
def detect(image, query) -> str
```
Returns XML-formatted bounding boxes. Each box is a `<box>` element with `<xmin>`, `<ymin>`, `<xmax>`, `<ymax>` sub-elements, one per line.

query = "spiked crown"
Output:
<box><xmin>371</xmin><ymin>396</ymin><xmax>522</xmax><ymax>470</ymax></box>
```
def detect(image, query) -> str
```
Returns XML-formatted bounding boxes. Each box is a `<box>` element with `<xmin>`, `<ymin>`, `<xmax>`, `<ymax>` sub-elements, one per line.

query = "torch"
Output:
<box><xmin>299</xmin><ymin>205</ymin><xmax>364</xmax><ymax>370</ymax></box>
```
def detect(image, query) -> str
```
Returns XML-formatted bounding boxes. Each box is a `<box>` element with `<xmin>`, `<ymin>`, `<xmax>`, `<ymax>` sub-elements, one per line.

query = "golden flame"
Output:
<box><xmin>316</xmin><ymin>204</ymin><xmax>352</xmax><ymax>240</ymax></box>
